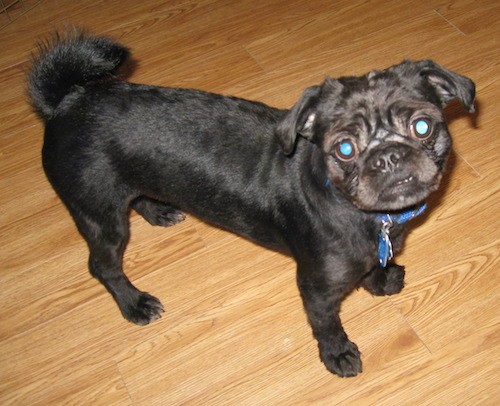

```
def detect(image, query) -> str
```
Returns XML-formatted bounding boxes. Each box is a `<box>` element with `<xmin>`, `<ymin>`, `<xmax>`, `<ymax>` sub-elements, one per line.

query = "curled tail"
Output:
<box><xmin>27</xmin><ymin>29</ymin><xmax>130</xmax><ymax>120</ymax></box>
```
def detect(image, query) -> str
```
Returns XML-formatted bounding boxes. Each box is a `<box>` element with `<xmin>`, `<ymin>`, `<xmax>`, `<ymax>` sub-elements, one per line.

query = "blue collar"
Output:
<box><xmin>375</xmin><ymin>203</ymin><xmax>427</xmax><ymax>225</ymax></box>
<box><xmin>375</xmin><ymin>203</ymin><xmax>427</xmax><ymax>267</ymax></box>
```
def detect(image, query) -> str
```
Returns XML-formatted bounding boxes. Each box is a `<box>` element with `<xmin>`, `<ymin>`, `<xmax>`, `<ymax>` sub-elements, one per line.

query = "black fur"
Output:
<box><xmin>27</xmin><ymin>31</ymin><xmax>475</xmax><ymax>377</ymax></box>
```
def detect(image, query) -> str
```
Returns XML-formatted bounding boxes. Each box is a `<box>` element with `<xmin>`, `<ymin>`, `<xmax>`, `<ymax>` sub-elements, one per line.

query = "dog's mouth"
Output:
<box><xmin>379</xmin><ymin>174</ymin><xmax>438</xmax><ymax>210</ymax></box>
<box><xmin>390</xmin><ymin>175</ymin><xmax>416</xmax><ymax>192</ymax></box>
<box><xmin>354</xmin><ymin>172</ymin><xmax>439</xmax><ymax>211</ymax></box>
<box><xmin>348</xmin><ymin>146</ymin><xmax>444</xmax><ymax>211</ymax></box>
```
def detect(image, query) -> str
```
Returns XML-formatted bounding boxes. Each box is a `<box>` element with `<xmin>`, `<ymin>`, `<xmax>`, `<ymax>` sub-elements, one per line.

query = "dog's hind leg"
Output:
<box><xmin>131</xmin><ymin>196</ymin><xmax>186</xmax><ymax>227</ymax></box>
<box><xmin>74</xmin><ymin>204</ymin><xmax>164</xmax><ymax>325</ymax></box>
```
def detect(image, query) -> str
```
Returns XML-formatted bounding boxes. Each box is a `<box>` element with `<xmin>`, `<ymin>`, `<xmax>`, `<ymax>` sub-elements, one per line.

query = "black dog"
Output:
<box><xmin>27</xmin><ymin>31</ymin><xmax>475</xmax><ymax>377</ymax></box>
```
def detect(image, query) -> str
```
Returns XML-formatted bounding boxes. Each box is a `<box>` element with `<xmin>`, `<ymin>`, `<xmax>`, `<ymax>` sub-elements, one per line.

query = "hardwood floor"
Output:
<box><xmin>0</xmin><ymin>0</ymin><xmax>498</xmax><ymax>404</ymax></box>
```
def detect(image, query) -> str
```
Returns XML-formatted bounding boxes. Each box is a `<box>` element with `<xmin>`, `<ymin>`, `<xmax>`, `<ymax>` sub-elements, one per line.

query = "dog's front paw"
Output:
<box><xmin>383</xmin><ymin>264</ymin><xmax>405</xmax><ymax>295</ymax></box>
<box><xmin>319</xmin><ymin>339</ymin><xmax>362</xmax><ymax>377</ymax></box>
<box><xmin>361</xmin><ymin>264</ymin><xmax>405</xmax><ymax>296</ymax></box>
<box><xmin>121</xmin><ymin>292</ymin><xmax>165</xmax><ymax>326</ymax></box>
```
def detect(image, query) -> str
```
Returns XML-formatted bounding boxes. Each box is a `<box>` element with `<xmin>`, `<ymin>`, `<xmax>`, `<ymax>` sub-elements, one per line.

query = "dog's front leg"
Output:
<box><xmin>297</xmin><ymin>263</ymin><xmax>362</xmax><ymax>377</ymax></box>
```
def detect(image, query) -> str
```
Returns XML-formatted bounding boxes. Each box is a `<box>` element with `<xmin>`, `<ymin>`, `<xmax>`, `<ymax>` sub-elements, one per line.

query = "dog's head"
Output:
<box><xmin>276</xmin><ymin>60</ymin><xmax>475</xmax><ymax>211</ymax></box>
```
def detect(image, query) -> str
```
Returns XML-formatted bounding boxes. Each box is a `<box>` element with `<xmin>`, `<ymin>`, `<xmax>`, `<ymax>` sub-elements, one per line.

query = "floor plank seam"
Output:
<box><xmin>433</xmin><ymin>9</ymin><xmax>467</xmax><ymax>37</ymax></box>
<box><xmin>454</xmin><ymin>150</ymin><xmax>483</xmax><ymax>179</ymax></box>
<box><xmin>115</xmin><ymin>360</ymin><xmax>136</xmax><ymax>406</ymax></box>
<box><xmin>389</xmin><ymin>296</ymin><xmax>433</xmax><ymax>355</ymax></box>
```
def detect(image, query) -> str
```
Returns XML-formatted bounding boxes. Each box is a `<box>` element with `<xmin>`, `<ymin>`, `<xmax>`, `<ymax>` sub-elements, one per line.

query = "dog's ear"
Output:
<box><xmin>275</xmin><ymin>85</ymin><xmax>322</xmax><ymax>155</ymax></box>
<box><xmin>419</xmin><ymin>60</ymin><xmax>476</xmax><ymax>113</ymax></box>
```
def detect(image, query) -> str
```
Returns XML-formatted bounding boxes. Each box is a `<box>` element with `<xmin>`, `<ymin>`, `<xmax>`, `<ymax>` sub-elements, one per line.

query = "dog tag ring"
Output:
<box><xmin>375</xmin><ymin>204</ymin><xmax>426</xmax><ymax>267</ymax></box>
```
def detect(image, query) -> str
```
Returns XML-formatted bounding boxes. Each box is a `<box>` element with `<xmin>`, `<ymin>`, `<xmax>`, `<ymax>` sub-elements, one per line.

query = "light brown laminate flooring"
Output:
<box><xmin>0</xmin><ymin>0</ymin><xmax>499</xmax><ymax>404</ymax></box>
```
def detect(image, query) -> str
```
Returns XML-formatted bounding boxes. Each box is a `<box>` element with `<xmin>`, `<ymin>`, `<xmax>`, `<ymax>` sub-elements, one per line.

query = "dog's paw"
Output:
<box><xmin>133</xmin><ymin>198</ymin><xmax>186</xmax><ymax>227</ymax></box>
<box><xmin>143</xmin><ymin>206</ymin><xmax>186</xmax><ymax>227</ymax></box>
<box><xmin>383</xmin><ymin>264</ymin><xmax>405</xmax><ymax>295</ymax></box>
<box><xmin>150</xmin><ymin>208</ymin><xmax>186</xmax><ymax>227</ymax></box>
<box><xmin>319</xmin><ymin>339</ymin><xmax>362</xmax><ymax>377</ymax></box>
<box><xmin>122</xmin><ymin>292</ymin><xmax>165</xmax><ymax>326</ymax></box>
<box><xmin>361</xmin><ymin>264</ymin><xmax>405</xmax><ymax>296</ymax></box>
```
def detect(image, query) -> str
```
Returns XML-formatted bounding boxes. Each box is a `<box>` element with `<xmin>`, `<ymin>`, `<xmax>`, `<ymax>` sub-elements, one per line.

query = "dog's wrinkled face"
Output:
<box><xmin>276</xmin><ymin>60</ymin><xmax>475</xmax><ymax>211</ymax></box>
<box><xmin>319</xmin><ymin>81</ymin><xmax>450</xmax><ymax>211</ymax></box>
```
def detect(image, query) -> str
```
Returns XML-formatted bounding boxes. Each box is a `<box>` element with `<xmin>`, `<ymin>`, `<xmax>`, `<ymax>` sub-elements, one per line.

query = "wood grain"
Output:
<box><xmin>0</xmin><ymin>0</ymin><xmax>498</xmax><ymax>404</ymax></box>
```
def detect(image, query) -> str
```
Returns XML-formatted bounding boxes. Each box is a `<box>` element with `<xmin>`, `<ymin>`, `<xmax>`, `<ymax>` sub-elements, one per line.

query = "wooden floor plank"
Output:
<box><xmin>244</xmin><ymin>3</ymin><xmax>457</xmax><ymax>73</ymax></box>
<box><xmin>393</xmin><ymin>240</ymin><xmax>499</xmax><ymax>352</ymax></box>
<box><xmin>338</xmin><ymin>324</ymin><xmax>500</xmax><ymax>405</ymax></box>
<box><xmin>435</xmin><ymin>0</ymin><xmax>500</xmax><ymax>35</ymax></box>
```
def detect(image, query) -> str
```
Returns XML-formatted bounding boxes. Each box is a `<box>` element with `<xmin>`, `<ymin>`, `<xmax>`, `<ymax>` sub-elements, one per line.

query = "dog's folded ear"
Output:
<box><xmin>275</xmin><ymin>85</ymin><xmax>322</xmax><ymax>155</ymax></box>
<box><xmin>419</xmin><ymin>60</ymin><xmax>476</xmax><ymax>113</ymax></box>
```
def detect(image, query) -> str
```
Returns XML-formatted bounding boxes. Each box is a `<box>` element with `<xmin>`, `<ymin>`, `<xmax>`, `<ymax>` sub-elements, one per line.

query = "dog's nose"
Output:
<box><xmin>369</xmin><ymin>146</ymin><xmax>406</xmax><ymax>173</ymax></box>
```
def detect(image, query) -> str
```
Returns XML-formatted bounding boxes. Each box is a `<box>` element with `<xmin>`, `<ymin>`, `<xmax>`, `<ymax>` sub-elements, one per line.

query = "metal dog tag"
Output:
<box><xmin>378</xmin><ymin>220</ymin><xmax>394</xmax><ymax>267</ymax></box>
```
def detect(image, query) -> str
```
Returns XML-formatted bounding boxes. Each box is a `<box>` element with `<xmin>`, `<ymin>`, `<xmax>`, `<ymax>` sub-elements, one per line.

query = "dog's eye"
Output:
<box><xmin>335</xmin><ymin>139</ymin><xmax>356</xmax><ymax>161</ymax></box>
<box><xmin>411</xmin><ymin>118</ymin><xmax>433</xmax><ymax>139</ymax></box>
